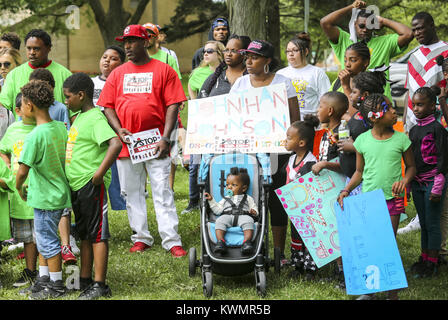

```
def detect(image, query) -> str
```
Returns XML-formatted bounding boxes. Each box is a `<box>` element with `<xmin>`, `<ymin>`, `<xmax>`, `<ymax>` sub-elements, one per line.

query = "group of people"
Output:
<box><xmin>0</xmin><ymin>0</ymin><xmax>446</xmax><ymax>301</ymax></box>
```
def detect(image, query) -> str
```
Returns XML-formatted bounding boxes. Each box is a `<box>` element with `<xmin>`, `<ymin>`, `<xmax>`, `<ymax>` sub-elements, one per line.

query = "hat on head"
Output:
<box><xmin>211</xmin><ymin>18</ymin><xmax>229</xmax><ymax>31</ymax></box>
<box><xmin>239</xmin><ymin>40</ymin><xmax>274</xmax><ymax>58</ymax></box>
<box><xmin>115</xmin><ymin>24</ymin><xmax>150</xmax><ymax>42</ymax></box>
<box><xmin>142</xmin><ymin>22</ymin><xmax>160</xmax><ymax>38</ymax></box>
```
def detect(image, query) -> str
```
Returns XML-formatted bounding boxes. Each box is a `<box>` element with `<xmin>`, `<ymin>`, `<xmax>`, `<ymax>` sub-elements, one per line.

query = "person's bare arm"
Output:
<box><xmin>92</xmin><ymin>137</ymin><xmax>122</xmax><ymax>186</ymax></box>
<box><xmin>103</xmin><ymin>107</ymin><xmax>132</xmax><ymax>145</ymax></box>
<box><xmin>378</xmin><ymin>16</ymin><xmax>414</xmax><ymax>49</ymax></box>
<box><xmin>288</xmin><ymin>97</ymin><xmax>300</xmax><ymax>123</ymax></box>
<box><xmin>320</xmin><ymin>1</ymin><xmax>366</xmax><ymax>44</ymax></box>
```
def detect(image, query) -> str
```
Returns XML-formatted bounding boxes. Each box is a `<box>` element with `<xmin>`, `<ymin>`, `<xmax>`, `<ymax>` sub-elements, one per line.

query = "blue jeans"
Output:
<box><xmin>412</xmin><ymin>180</ymin><xmax>446</xmax><ymax>251</ymax></box>
<box><xmin>189</xmin><ymin>154</ymin><xmax>201</xmax><ymax>204</ymax></box>
<box><xmin>34</xmin><ymin>209</ymin><xmax>63</xmax><ymax>259</ymax></box>
<box><xmin>108</xmin><ymin>161</ymin><xmax>126</xmax><ymax>210</ymax></box>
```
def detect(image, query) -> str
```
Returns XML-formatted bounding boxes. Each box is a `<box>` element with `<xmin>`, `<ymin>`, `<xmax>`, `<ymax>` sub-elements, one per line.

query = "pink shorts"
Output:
<box><xmin>386</xmin><ymin>197</ymin><xmax>405</xmax><ymax>216</ymax></box>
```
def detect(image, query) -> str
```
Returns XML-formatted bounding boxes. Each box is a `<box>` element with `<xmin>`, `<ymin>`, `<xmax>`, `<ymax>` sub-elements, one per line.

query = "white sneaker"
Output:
<box><xmin>397</xmin><ymin>216</ymin><xmax>421</xmax><ymax>235</ymax></box>
<box><xmin>7</xmin><ymin>242</ymin><xmax>24</xmax><ymax>251</ymax></box>
<box><xmin>69</xmin><ymin>235</ymin><xmax>80</xmax><ymax>255</ymax></box>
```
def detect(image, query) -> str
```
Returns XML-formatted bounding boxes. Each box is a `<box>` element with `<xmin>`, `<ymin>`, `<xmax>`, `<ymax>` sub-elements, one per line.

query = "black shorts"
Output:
<box><xmin>72</xmin><ymin>180</ymin><xmax>110</xmax><ymax>243</ymax></box>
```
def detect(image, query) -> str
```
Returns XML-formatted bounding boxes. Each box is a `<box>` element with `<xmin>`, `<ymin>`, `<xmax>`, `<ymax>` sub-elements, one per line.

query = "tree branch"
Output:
<box><xmin>129</xmin><ymin>0</ymin><xmax>151</xmax><ymax>25</ymax></box>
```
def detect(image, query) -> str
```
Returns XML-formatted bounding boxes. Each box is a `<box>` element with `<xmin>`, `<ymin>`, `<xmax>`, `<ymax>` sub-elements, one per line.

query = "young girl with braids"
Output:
<box><xmin>337</xmin><ymin>93</ymin><xmax>416</xmax><ymax>300</ymax></box>
<box><xmin>408</xmin><ymin>86</ymin><xmax>448</xmax><ymax>278</ymax></box>
<box><xmin>330</xmin><ymin>41</ymin><xmax>370</xmax><ymax>119</ymax></box>
<box><xmin>338</xmin><ymin>69</ymin><xmax>388</xmax><ymax>181</ymax></box>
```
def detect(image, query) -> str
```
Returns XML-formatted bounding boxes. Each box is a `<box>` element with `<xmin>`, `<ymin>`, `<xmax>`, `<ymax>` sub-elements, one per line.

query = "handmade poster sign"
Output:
<box><xmin>334</xmin><ymin>189</ymin><xmax>408</xmax><ymax>295</ymax></box>
<box><xmin>126</xmin><ymin>128</ymin><xmax>161</xmax><ymax>164</ymax></box>
<box><xmin>275</xmin><ymin>169</ymin><xmax>346</xmax><ymax>268</ymax></box>
<box><xmin>185</xmin><ymin>83</ymin><xmax>290</xmax><ymax>154</ymax></box>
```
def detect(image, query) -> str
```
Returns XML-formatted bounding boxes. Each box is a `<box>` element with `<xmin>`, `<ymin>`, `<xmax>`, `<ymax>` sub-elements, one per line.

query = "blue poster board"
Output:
<box><xmin>334</xmin><ymin>189</ymin><xmax>408</xmax><ymax>295</ymax></box>
<box><xmin>275</xmin><ymin>169</ymin><xmax>346</xmax><ymax>268</ymax></box>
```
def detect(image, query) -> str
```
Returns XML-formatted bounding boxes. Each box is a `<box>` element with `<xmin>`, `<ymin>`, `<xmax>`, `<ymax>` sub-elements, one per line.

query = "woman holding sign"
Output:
<box><xmin>230</xmin><ymin>40</ymin><xmax>299</xmax><ymax>265</ymax></box>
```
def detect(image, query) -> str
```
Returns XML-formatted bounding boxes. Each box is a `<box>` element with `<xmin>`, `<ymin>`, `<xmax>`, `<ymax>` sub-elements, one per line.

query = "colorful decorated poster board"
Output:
<box><xmin>185</xmin><ymin>83</ymin><xmax>290</xmax><ymax>154</ymax></box>
<box><xmin>275</xmin><ymin>169</ymin><xmax>346</xmax><ymax>268</ymax></box>
<box><xmin>334</xmin><ymin>189</ymin><xmax>408</xmax><ymax>295</ymax></box>
<box><xmin>126</xmin><ymin>128</ymin><xmax>161</xmax><ymax>164</ymax></box>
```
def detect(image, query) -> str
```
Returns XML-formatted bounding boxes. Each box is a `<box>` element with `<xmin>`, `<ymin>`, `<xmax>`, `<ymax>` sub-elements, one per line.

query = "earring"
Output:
<box><xmin>264</xmin><ymin>64</ymin><xmax>270</xmax><ymax>74</ymax></box>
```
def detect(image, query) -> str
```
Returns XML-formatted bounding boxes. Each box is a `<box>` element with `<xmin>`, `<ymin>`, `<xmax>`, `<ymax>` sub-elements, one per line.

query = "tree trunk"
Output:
<box><xmin>88</xmin><ymin>0</ymin><xmax>150</xmax><ymax>48</ymax></box>
<box><xmin>228</xmin><ymin>0</ymin><xmax>280</xmax><ymax>65</ymax></box>
<box><xmin>228</xmin><ymin>0</ymin><xmax>268</xmax><ymax>40</ymax></box>
<box><xmin>267</xmin><ymin>0</ymin><xmax>280</xmax><ymax>65</ymax></box>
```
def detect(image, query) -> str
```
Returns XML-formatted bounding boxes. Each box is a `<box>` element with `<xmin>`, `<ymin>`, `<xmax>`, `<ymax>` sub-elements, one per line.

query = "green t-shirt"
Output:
<box><xmin>188</xmin><ymin>66</ymin><xmax>213</xmax><ymax>94</ymax></box>
<box><xmin>329</xmin><ymin>27</ymin><xmax>407</xmax><ymax>101</ymax></box>
<box><xmin>19</xmin><ymin>121</ymin><xmax>71</xmax><ymax>210</ymax></box>
<box><xmin>150</xmin><ymin>50</ymin><xmax>182</xmax><ymax>79</ymax></box>
<box><xmin>65</xmin><ymin>107</ymin><xmax>117</xmax><ymax>191</ymax></box>
<box><xmin>353</xmin><ymin>130</ymin><xmax>411</xmax><ymax>200</ymax></box>
<box><xmin>0</xmin><ymin>155</ymin><xmax>14</xmax><ymax>240</ymax></box>
<box><xmin>0</xmin><ymin>61</ymin><xmax>72</xmax><ymax>118</ymax></box>
<box><xmin>0</xmin><ymin>121</ymin><xmax>35</xmax><ymax>219</ymax></box>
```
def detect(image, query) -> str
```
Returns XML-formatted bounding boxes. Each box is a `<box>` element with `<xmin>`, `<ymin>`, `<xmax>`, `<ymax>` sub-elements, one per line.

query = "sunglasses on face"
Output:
<box><xmin>0</xmin><ymin>62</ymin><xmax>11</xmax><ymax>68</ymax></box>
<box><xmin>203</xmin><ymin>49</ymin><xmax>217</xmax><ymax>55</ymax></box>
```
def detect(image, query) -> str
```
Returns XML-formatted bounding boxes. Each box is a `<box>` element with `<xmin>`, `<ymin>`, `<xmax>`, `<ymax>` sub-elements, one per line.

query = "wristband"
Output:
<box><xmin>160</xmin><ymin>136</ymin><xmax>171</xmax><ymax>144</ymax></box>
<box><xmin>340</xmin><ymin>189</ymin><xmax>350</xmax><ymax>195</ymax></box>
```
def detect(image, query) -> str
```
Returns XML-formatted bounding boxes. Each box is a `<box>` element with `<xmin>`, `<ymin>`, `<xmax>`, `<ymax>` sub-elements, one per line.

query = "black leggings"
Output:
<box><xmin>268</xmin><ymin>154</ymin><xmax>290</xmax><ymax>227</ymax></box>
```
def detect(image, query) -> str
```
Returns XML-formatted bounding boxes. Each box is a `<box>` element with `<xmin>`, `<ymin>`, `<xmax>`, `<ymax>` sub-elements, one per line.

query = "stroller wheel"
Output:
<box><xmin>189</xmin><ymin>247</ymin><xmax>197</xmax><ymax>277</ymax></box>
<box><xmin>274</xmin><ymin>247</ymin><xmax>281</xmax><ymax>274</ymax></box>
<box><xmin>255</xmin><ymin>270</ymin><xmax>267</xmax><ymax>297</ymax></box>
<box><xmin>202</xmin><ymin>271</ymin><xmax>213</xmax><ymax>298</ymax></box>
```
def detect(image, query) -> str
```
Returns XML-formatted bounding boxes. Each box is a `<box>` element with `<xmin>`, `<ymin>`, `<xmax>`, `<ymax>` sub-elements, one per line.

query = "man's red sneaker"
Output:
<box><xmin>61</xmin><ymin>245</ymin><xmax>77</xmax><ymax>265</ymax></box>
<box><xmin>170</xmin><ymin>246</ymin><xmax>187</xmax><ymax>258</ymax></box>
<box><xmin>129</xmin><ymin>241</ymin><xmax>151</xmax><ymax>253</ymax></box>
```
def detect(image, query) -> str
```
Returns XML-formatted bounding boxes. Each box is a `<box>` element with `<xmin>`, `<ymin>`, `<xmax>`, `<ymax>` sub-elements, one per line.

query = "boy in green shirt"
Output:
<box><xmin>0</xmin><ymin>93</ymin><xmax>38</xmax><ymax>290</ymax></box>
<box><xmin>16</xmin><ymin>80</ymin><xmax>71</xmax><ymax>299</ymax></box>
<box><xmin>63</xmin><ymin>72</ymin><xmax>121</xmax><ymax>300</ymax></box>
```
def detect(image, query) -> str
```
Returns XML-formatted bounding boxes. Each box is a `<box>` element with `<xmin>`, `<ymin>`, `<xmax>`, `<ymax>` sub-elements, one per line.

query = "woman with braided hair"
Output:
<box><xmin>198</xmin><ymin>34</ymin><xmax>251</xmax><ymax>99</ymax></box>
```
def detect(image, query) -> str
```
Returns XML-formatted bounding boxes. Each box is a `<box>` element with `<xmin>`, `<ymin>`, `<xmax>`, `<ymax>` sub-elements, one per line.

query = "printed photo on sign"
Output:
<box><xmin>126</xmin><ymin>128</ymin><xmax>161</xmax><ymax>164</ymax></box>
<box><xmin>123</xmin><ymin>72</ymin><xmax>153</xmax><ymax>94</ymax></box>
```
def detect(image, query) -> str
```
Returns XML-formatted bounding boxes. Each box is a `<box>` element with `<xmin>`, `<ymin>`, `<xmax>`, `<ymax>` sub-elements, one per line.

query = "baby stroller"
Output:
<box><xmin>188</xmin><ymin>152</ymin><xmax>281</xmax><ymax>297</ymax></box>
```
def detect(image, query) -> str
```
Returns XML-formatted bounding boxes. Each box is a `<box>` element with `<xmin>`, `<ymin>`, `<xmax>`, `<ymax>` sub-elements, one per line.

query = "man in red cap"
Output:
<box><xmin>97</xmin><ymin>24</ymin><xmax>188</xmax><ymax>257</ymax></box>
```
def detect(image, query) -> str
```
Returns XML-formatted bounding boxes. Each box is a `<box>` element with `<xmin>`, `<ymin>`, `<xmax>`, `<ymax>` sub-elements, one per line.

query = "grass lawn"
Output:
<box><xmin>1</xmin><ymin>168</ymin><xmax>447</xmax><ymax>301</ymax></box>
<box><xmin>1</xmin><ymin>74</ymin><xmax>447</xmax><ymax>302</ymax></box>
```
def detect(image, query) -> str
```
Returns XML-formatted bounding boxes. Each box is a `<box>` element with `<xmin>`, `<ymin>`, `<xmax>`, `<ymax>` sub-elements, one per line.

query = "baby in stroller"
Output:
<box><xmin>204</xmin><ymin>167</ymin><xmax>258</xmax><ymax>255</ymax></box>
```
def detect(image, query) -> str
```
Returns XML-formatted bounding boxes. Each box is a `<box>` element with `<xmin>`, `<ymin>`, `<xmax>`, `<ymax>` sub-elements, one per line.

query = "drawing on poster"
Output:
<box><xmin>275</xmin><ymin>169</ymin><xmax>346</xmax><ymax>268</ymax></box>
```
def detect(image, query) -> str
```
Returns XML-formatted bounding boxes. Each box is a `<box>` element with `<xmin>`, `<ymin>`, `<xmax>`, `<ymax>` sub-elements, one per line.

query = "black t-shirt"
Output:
<box><xmin>339</xmin><ymin>112</ymin><xmax>371</xmax><ymax>178</ymax></box>
<box><xmin>318</xmin><ymin>124</ymin><xmax>340</xmax><ymax>162</ymax></box>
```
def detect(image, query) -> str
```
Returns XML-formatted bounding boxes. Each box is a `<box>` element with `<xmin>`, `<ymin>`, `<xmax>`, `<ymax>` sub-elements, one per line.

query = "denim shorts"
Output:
<box><xmin>33</xmin><ymin>209</ymin><xmax>63</xmax><ymax>259</ymax></box>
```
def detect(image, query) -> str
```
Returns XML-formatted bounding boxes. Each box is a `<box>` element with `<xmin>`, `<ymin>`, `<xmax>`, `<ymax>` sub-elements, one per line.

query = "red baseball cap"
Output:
<box><xmin>115</xmin><ymin>25</ymin><xmax>150</xmax><ymax>42</ymax></box>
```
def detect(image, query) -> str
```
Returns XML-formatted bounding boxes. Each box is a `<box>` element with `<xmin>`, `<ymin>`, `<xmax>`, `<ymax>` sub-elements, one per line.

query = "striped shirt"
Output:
<box><xmin>405</xmin><ymin>41</ymin><xmax>448</xmax><ymax>130</ymax></box>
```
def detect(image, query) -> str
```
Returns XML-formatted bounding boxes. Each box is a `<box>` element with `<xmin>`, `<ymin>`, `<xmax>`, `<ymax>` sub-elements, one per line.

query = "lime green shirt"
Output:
<box><xmin>353</xmin><ymin>130</ymin><xmax>411</xmax><ymax>200</ymax></box>
<box><xmin>329</xmin><ymin>27</ymin><xmax>407</xmax><ymax>101</ymax></box>
<box><xmin>150</xmin><ymin>50</ymin><xmax>182</xmax><ymax>79</ymax></box>
<box><xmin>0</xmin><ymin>121</ymin><xmax>35</xmax><ymax>219</ymax></box>
<box><xmin>65</xmin><ymin>108</ymin><xmax>117</xmax><ymax>191</ymax></box>
<box><xmin>188</xmin><ymin>66</ymin><xmax>213</xmax><ymax>94</ymax></box>
<box><xmin>0</xmin><ymin>61</ymin><xmax>72</xmax><ymax>118</ymax></box>
<box><xmin>0</xmin><ymin>156</ymin><xmax>13</xmax><ymax>240</ymax></box>
<box><xmin>19</xmin><ymin>121</ymin><xmax>71</xmax><ymax>210</ymax></box>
